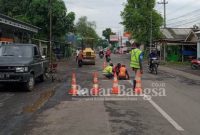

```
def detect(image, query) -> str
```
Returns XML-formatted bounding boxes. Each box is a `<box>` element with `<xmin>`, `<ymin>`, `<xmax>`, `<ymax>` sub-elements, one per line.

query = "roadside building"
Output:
<box><xmin>0</xmin><ymin>13</ymin><xmax>40</xmax><ymax>44</ymax></box>
<box><xmin>0</xmin><ymin>13</ymin><xmax>49</xmax><ymax>56</ymax></box>
<box><xmin>155</xmin><ymin>28</ymin><xmax>197</xmax><ymax>62</ymax></box>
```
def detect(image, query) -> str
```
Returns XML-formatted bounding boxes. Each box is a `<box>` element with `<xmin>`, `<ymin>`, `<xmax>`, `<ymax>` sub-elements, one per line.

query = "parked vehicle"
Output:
<box><xmin>148</xmin><ymin>57</ymin><xmax>159</xmax><ymax>74</ymax></box>
<box><xmin>0</xmin><ymin>44</ymin><xmax>49</xmax><ymax>91</ymax></box>
<box><xmin>191</xmin><ymin>59</ymin><xmax>200</xmax><ymax>70</ymax></box>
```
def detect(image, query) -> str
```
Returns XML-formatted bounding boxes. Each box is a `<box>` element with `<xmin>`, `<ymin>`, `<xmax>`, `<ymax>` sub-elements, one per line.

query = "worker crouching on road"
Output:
<box><xmin>103</xmin><ymin>63</ymin><xmax>114</xmax><ymax>79</ymax></box>
<box><xmin>130</xmin><ymin>42</ymin><xmax>143</xmax><ymax>89</ymax></box>
<box><xmin>118</xmin><ymin>65</ymin><xmax>130</xmax><ymax>80</ymax></box>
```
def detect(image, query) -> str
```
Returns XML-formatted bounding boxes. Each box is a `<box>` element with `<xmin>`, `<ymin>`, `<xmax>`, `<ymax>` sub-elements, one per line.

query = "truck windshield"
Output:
<box><xmin>0</xmin><ymin>45</ymin><xmax>32</xmax><ymax>58</ymax></box>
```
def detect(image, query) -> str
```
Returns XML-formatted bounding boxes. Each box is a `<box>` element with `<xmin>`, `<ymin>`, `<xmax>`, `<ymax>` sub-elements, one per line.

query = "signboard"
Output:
<box><xmin>110</xmin><ymin>35</ymin><xmax>119</xmax><ymax>42</ymax></box>
<box><xmin>123</xmin><ymin>32</ymin><xmax>131</xmax><ymax>38</ymax></box>
<box><xmin>0</xmin><ymin>37</ymin><xmax>13</xmax><ymax>42</ymax></box>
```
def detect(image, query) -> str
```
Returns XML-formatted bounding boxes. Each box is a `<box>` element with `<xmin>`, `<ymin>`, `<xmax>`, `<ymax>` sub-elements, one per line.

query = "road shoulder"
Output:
<box><xmin>160</xmin><ymin>66</ymin><xmax>200</xmax><ymax>81</ymax></box>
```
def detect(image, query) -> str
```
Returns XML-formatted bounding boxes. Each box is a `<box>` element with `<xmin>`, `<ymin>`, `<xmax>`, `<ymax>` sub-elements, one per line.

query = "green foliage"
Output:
<box><xmin>121</xmin><ymin>0</ymin><xmax>163</xmax><ymax>45</ymax></box>
<box><xmin>75</xmin><ymin>16</ymin><xmax>99</xmax><ymax>44</ymax></box>
<box><xmin>102</xmin><ymin>28</ymin><xmax>115</xmax><ymax>42</ymax></box>
<box><xmin>0</xmin><ymin>0</ymin><xmax>75</xmax><ymax>41</ymax></box>
<box><xmin>97</xmin><ymin>38</ymin><xmax>109</xmax><ymax>48</ymax></box>
<box><xmin>166</xmin><ymin>46</ymin><xmax>181</xmax><ymax>62</ymax></box>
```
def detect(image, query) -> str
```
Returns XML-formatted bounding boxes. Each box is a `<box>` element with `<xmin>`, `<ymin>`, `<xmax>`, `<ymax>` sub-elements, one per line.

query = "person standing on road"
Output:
<box><xmin>76</xmin><ymin>48</ymin><xmax>80</xmax><ymax>62</ymax></box>
<box><xmin>130</xmin><ymin>42</ymin><xmax>143</xmax><ymax>90</ymax></box>
<box><xmin>77</xmin><ymin>50</ymin><xmax>83</xmax><ymax>67</ymax></box>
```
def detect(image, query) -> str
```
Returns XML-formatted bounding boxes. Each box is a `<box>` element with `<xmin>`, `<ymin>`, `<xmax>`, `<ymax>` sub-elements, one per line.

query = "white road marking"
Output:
<box><xmin>128</xmin><ymin>80</ymin><xmax>184</xmax><ymax>131</ymax></box>
<box><xmin>144</xmin><ymin>95</ymin><xmax>184</xmax><ymax>131</ymax></box>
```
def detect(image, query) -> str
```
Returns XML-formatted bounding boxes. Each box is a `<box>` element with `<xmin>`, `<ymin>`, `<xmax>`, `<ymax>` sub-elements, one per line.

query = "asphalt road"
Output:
<box><xmin>0</xmin><ymin>54</ymin><xmax>200</xmax><ymax>135</ymax></box>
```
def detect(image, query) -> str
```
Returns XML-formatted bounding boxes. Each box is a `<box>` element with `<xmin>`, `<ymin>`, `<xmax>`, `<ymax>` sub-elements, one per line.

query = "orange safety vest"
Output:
<box><xmin>119</xmin><ymin>67</ymin><xmax>126</xmax><ymax>77</ymax></box>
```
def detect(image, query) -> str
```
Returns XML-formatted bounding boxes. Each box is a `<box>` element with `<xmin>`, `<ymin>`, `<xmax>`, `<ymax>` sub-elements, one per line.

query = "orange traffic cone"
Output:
<box><xmin>91</xmin><ymin>72</ymin><xmax>100</xmax><ymax>95</ymax></box>
<box><xmin>68</xmin><ymin>73</ymin><xmax>78</xmax><ymax>95</ymax></box>
<box><xmin>134</xmin><ymin>71</ymin><xmax>142</xmax><ymax>94</ymax></box>
<box><xmin>103</xmin><ymin>61</ymin><xmax>107</xmax><ymax>69</ymax></box>
<box><xmin>111</xmin><ymin>73</ymin><xmax>120</xmax><ymax>94</ymax></box>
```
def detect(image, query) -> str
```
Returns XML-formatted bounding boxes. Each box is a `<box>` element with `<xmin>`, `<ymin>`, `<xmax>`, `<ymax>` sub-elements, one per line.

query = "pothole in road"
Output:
<box><xmin>23</xmin><ymin>88</ymin><xmax>57</xmax><ymax>113</ymax></box>
<box><xmin>104</xmin><ymin>102</ymin><xmax>147</xmax><ymax>135</ymax></box>
<box><xmin>178</xmin><ymin>78</ymin><xmax>200</xmax><ymax>85</ymax></box>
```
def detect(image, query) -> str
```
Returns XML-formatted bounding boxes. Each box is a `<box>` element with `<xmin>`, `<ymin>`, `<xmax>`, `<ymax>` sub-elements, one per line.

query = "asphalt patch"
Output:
<box><xmin>23</xmin><ymin>89</ymin><xmax>56</xmax><ymax>113</ymax></box>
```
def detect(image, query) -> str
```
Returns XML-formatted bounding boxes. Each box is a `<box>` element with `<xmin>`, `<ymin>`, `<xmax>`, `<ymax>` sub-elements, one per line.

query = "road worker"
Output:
<box><xmin>118</xmin><ymin>65</ymin><xmax>130</xmax><ymax>80</ymax></box>
<box><xmin>130</xmin><ymin>42</ymin><xmax>143</xmax><ymax>89</ymax></box>
<box><xmin>113</xmin><ymin>63</ymin><xmax>121</xmax><ymax>76</ymax></box>
<box><xmin>103</xmin><ymin>63</ymin><xmax>114</xmax><ymax>79</ymax></box>
<box><xmin>77</xmin><ymin>50</ymin><xmax>83</xmax><ymax>67</ymax></box>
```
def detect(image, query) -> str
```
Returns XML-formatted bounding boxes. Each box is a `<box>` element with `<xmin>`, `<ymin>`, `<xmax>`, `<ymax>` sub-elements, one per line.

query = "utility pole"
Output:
<box><xmin>49</xmin><ymin>0</ymin><xmax>52</xmax><ymax>66</ymax></box>
<box><xmin>158</xmin><ymin>0</ymin><xmax>168</xmax><ymax>28</ymax></box>
<box><xmin>150</xmin><ymin>11</ymin><xmax>153</xmax><ymax>53</ymax></box>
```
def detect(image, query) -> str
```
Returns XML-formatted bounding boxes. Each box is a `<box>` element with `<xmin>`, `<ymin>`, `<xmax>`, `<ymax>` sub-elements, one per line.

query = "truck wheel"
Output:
<box><xmin>92</xmin><ymin>61</ymin><xmax>96</xmax><ymax>65</ymax></box>
<box><xmin>24</xmin><ymin>74</ymin><xmax>35</xmax><ymax>91</ymax></box>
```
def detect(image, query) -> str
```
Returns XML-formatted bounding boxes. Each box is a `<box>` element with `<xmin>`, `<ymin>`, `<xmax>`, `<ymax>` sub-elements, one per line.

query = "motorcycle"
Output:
<box><xmin>148</xmin><ymin>57</ymin><xmax>159</xmax><ymax>74</ymax></box>
<box><xmin>99</xmin><ymin>53</ymin><xmax>104</xmax><ymax>59</ymax></box>
<box><xmin>191</xmin><ymin>59</ymin><xmax>200</xmax><ymax>70</ymax></box>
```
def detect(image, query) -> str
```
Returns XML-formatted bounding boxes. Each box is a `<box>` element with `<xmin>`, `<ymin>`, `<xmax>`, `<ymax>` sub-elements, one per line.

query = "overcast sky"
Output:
<box><xmin>64</xmin><ymin>0</ymin><xmax>200</xmax><ymax>36</ymax></box>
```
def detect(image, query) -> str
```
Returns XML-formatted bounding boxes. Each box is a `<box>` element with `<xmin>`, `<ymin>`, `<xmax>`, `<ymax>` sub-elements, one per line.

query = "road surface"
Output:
<box><xmin>0</xmin><ymin>54</ymin><xmax>200</xmax><ymax>135</ymax></box>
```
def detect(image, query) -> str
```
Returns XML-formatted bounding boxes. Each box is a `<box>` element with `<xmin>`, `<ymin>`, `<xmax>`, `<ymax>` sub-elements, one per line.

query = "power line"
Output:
<box><xmin>167</xmin><ymin>0</ymin><xmax>197</xmax><ymax>16</ymax></box>
<box><xmin>168</xmin><ymin>8</ymin><xmax>200</xmax><ymax>22</ymax></box>
<box><xmin>168</xmin><ymin>13</ymin><xmax>200</xmax><ymax>25</ymax></box>
<box><xmin>169</xmin><ymin>18</ymin><xmax>200</xmax><ymax>27</ymax></box>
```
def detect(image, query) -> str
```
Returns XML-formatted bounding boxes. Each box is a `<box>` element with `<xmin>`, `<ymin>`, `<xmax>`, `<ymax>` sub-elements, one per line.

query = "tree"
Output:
<box><xmin>75</xmin><ymin>16</ymin><xmax>99</xmax><ymax>45</ymax></box>
<box><xmin>121</xmin><ymin>0</ymin><xmax>163</xmax><ymax>45</ymax></box>
<box><xmin>97</xmin><ymin>38</ymin><xmax>109</xmax><ymax>49</ymax></box>
<box><xmin>0</xmin><ymin>0</ymin><xmax>75</xmax><ymax>41</ymax></box>
<box><xmin>102</xmin><ymin>28</ymin><xmax>115</xmax><ymax>42</ymax></box>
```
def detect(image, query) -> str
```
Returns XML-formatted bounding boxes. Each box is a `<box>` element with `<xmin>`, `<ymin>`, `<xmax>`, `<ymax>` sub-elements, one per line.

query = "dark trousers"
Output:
<box><xmin>104</xmin><ymin>74</ymin><xmax>113</xmax><ymax>79</ymax></box>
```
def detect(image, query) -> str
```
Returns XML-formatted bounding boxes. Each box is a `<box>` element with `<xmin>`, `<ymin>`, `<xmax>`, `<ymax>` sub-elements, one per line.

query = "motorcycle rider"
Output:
<box><xmin>149</xmin><ymin>50</ymin><xmax>158</xmax><ymax>68</ymax></box>
<box><xmin>105</xmin><ymin>48</ymin><xmax>111</xmax><ymax>61</ymax></box>
<box><xmin>99</xmin><ymin>49</ymin><xmax>104</xmax><ymax>58</ymax></box>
